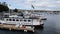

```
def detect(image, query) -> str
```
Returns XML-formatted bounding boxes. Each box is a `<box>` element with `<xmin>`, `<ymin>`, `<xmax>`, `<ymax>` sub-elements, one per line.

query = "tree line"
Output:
<box><xmin>0</xmin><ymin>2</ymin><xmax>9</xmax><ymax>12</ymax></box>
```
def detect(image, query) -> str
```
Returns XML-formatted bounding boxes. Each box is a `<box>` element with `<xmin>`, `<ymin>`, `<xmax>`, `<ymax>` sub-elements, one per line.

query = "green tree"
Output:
<box><xmin>13</xmin><ymin>8</ymin><xmax>18</xmax><ymax>12</ymax></box>
<box><xmin>0</xmin><ymin>2</ymin><xmax>9</xmax><ymax>12</ymax></box>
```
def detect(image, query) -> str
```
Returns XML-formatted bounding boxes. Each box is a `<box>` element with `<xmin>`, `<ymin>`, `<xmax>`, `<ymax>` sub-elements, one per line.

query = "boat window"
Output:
<box><xmin>20</xmin><ymin>19</ymin><xmax>22</xmax><ymax>21</ymax></box>
<box><xmin>6</xmin><ymin>19</ymin><xmax>8</xmax><ymax>21</ymax></box>
<box><xmin>13</xmin><ymin>19</ymin><xmax>15</xmax><ymax>21</ymax></box>
<box><xmin>28</xmin><ymin>20</ymin><xmax>31</xmax><ymax>22</ymax></box>
<box><xmin>9</xmin><ymin>19</ymin><xmax>11</xmax><ymax>21</ymax></box>
<box><xmin>16</xmin><ymin>19</ymin><xmax>19</xmax><ymax>21</ymax></box>
<box><xmin>24</xmin><ymin>20</ymin><xmax>26</xmax><ymax>22</ymax></box>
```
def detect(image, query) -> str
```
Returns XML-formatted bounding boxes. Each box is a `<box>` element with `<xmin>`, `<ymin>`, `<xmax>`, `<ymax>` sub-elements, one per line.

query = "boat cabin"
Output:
<box><xmin>1</xmin><ymin>17</ymin><xmax>40</xmax><ymax>26</ymax></box>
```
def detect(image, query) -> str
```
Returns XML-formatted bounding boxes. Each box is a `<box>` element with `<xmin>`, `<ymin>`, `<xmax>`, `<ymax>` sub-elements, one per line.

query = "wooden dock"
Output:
<box><xmin>0</xmin><ymin>24</ymin><xmax>35</xmax><ymax>32</ymax></box>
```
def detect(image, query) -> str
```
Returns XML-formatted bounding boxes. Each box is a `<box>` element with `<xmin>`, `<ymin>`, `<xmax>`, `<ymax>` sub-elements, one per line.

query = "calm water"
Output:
<box><xmin>0</xmin><ymin>12</ymin><xmax>60</xmax><ymax>34</ymax></box>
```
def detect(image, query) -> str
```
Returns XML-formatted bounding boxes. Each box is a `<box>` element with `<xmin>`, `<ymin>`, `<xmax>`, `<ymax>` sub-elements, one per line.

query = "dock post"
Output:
<box><xmin>33</xmin><ymin>30</ymin><xmax>35</xmax><ymax>32</ymax></box>
<box><xmin>24</xmin><ymin>30</ymin><xmax>27</xmax><ymax>32</ymax></box>
<box><xmin>9</xmin><ymin>28</ymin><xmax>11</xmax><ymax>31</ymax></box>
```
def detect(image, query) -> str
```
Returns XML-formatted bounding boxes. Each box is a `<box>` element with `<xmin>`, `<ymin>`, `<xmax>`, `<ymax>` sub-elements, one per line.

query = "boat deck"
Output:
<box><xmin>0</xmin><ymin>24</ymin><xmax>35</xmax><ymax>32</ymax></box>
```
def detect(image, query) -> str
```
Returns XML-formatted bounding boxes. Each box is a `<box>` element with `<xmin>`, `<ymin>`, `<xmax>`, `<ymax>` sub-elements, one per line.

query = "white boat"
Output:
<box><xmin>0</xmin><ymin>14</ymin><xmax>44</xmax><ymax>28</ymax></box>
<box><xmin>0</xmin><ymin>12</ymin><xmax>45</xmax><ymax>32</ymax></box>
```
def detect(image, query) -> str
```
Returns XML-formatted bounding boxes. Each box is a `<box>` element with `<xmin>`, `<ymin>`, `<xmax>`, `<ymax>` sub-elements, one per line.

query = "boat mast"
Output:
<box><xmin>31</xmin><ymin>4</ymin><xmax>35</xmax><ymax>13</ymax></box>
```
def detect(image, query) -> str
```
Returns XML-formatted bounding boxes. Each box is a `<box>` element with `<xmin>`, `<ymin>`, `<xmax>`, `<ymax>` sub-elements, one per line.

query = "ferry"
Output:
<box><xmin>0</xmin><ymin>12</ymin><xmax>45</xmax><ymax>32</ymax></box>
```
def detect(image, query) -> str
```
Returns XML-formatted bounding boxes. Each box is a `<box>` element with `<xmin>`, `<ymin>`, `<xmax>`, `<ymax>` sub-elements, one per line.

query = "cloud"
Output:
<box><xmin>24</xmin><ymin>0</ymin><xmax>60</xmax><ymax>8</ymax></box>
<box><xmin>56</xmin><ymin>0</ymin><xmax>60</xmax><ymax>3</ymax></box>
<box><xmin>26</xmin><ymin>0</ymin><xmax>32</xmax><ymax>1</ymax></box>
<box><xmin>20</xmin><ymin>0</ymin><xmax>60</xmax><ymax>10</ymax></box>
<box><xmin>0</xmin><ymin>0</ymin><xmax>60</xmax><ymax>10</ymax></box>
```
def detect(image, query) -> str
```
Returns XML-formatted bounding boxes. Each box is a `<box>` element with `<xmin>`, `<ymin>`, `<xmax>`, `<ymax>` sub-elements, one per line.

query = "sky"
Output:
<box><xmin>0</xmin><ymin>0</ymin><xmax>60</xmax><ymax>10</ymax></box>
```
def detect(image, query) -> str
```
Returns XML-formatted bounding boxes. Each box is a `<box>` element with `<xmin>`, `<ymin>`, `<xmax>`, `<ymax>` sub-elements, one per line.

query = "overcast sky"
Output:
<box><xmin>0</xmin><ymin>0</ymin><xmax>60</xmax><ymax>10</ymax></box>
